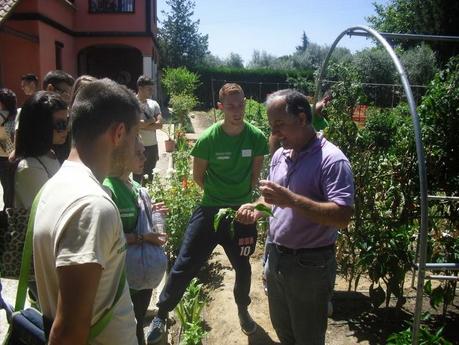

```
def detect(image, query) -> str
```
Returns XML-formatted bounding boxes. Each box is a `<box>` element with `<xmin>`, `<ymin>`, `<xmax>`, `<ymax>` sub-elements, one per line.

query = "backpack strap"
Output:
<box><xmin>14</xmin><ymin>188</ymin><xmax>42</xmax><ymax>311</ymax></box>
<box><xmin>34</xmin><ymin>157</ymin><xmax>52</xmax><ymax>178</ymax></box>
<box><xmin>14</xmin><ymin>187</ymin><xmax>127</xmax><ymax>340</ymax></box>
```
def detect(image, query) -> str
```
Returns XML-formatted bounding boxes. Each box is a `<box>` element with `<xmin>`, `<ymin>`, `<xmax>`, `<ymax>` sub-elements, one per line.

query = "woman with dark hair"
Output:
<box><xmin>14</xmin><ymin>91</ymin><xmax>69</xmax><ymax>209</ymax></box>
<box><xmin>0</xmin><ymin>88</ymin><xmax>18</xmax><ymax>205</ymax></box>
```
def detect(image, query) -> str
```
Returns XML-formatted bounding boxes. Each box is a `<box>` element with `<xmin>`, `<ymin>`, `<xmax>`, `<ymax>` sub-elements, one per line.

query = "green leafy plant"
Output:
<box><xmin>180</xmin><ymin>321</ymin><xmax>207</xmax><ymax>345</ymax></box>
<box><xmin>386</xmin><ymin>325</ymin><xmax>452</xmax><ymax>345</ymax></box>
<box><xmin>162</xmin><ymin>67</ymin><xmax>201</xmax><ymax>96</ymax></box>
<box><xmin>149</xmin><ymin>175</ymin><xmax>201</xmax><ymax>260</ymax></box>
<box><xmin>170</xmin><ymin>93</ymin><xmax>198</xmax><ymax>127</ymax></box>
<box><xmin>213</xmin><ymin>204</ymin><xmax>273</xmax><ymax>237</ymax></box>
<box><xmin>176</xmin><ymin>278</ymin><xmax>207</xmax><ymax>345</ymax></box>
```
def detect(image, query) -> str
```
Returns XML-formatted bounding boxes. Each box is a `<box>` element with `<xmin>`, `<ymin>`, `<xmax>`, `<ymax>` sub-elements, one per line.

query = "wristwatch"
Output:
<box><xmin>137</xmin><ymin>234</ymin><xmax>144</xmax><ymax>243</ymax></box>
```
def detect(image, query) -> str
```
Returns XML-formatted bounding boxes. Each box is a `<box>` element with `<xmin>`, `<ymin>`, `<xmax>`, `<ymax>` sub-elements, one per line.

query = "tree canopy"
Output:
<box><xmin>367</xmin><ymin>0</ymin><xmax>459</xmax><ymax>64</ymax></box>
<box><xmin>158</xmin><ymin>0</ymin><xmax>209</xmax><ymax>68</ymax></box>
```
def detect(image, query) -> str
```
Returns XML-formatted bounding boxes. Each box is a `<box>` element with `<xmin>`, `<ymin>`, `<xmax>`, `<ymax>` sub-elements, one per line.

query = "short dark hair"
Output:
<box><xmin>137</xmin><ymin>75</ymin><xmax>154</xmax><ymax>87</ymax></box>
<box><xmin>70</xmin><ymin>78</ymin><xmax>140</xmax><ymax>145</ymax></box>
<box><xmin>266</xmin><ymin>89</ymin><xmax>312</xmax><ymax>123</ymax></box>
<box><xmin>42</xmin><ymin>70</ymin><xmax>75</xmax><ymax>89</ymax></box>
<box><xmin>0</xmin><ymin>88</ymin><xmax>18</xmax><ymax>119</ymax></box>
<box><xmin>15</xmin><ymin>91</ymin><xmax>68</xmax><ymax>158</ymax></box>
<box><xmin>21</xmin><ymin>73</ymin><xmax>39</xmax><ymax>84</ymax></box>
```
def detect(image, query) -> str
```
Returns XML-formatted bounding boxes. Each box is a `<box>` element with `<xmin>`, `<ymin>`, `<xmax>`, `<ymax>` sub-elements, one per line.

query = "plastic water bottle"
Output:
<box><xmin>152</xmin><ymin>211</ymin><xmax>166</xmax><ymax>234</ymax></box>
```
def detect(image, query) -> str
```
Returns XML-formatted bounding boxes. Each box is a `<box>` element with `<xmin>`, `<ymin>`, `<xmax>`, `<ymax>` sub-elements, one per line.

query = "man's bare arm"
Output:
<box><xmin>48</xmin><ymin>263</ymin><xmax>102</xmax><ymax>345</ymax></box>
<box><xmin>146</xmin><ymin>114</ymin><xmax>164</xmax><ymax>130</ymax></box>
<box><xmin>192</xmin><ymin>157</ymin><xmax>208</xmax><ymax>189</ymax></box>
<box><xmin>251</xmin><ymin>155</ymin><xmax>265</xmax><ymax>188</ymax></box>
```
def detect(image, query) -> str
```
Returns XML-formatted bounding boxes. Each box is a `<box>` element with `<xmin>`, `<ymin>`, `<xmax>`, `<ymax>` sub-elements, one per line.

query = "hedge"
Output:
<box><xmin>191</xmin><ymin>66</ymin><xmax>314</xmax><ymax>108</ymax></box>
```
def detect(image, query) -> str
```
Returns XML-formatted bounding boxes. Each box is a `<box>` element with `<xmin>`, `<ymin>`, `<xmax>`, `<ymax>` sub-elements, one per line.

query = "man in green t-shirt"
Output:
<box><xmin>147</xmin><ymin>83</ymin><xmax>269</xmax><ymax>344</ymax></box>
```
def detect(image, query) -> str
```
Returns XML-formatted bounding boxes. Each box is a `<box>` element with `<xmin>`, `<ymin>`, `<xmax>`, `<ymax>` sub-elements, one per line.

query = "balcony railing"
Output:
<box><xmin>89</xmin><ymin>0</ymin><xmax>135</xmax><ymax>13</ymax></box>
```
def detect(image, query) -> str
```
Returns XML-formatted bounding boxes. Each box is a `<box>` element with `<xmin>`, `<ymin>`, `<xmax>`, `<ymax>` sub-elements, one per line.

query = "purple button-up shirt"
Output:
<box><xmin>268</xmin><ymin>133</ymin><xmax>354</xmax><ymax>249</ymax></box>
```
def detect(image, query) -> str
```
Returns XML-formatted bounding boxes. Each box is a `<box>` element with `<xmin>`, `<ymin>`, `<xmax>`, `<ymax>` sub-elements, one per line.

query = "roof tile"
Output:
<box><xmin>0</xmin><ymin>0</ymin><xmax>21</xmax><ymax>25</ymax></box>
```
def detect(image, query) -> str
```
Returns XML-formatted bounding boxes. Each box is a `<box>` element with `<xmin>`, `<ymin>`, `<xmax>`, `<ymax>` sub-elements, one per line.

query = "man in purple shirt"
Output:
<box><xmin>237</xmin><ymin>89</ymin><xmax>354</xmax><ymax>345</ymax></box>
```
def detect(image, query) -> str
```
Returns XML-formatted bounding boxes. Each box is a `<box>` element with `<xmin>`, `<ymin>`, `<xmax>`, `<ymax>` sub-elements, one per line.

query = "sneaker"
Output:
<box><xmin>147</xmin><ymin>316</ymin><xmax>166</xmax><ymax>344</ymax></box>
<box><xmin>238</xmin><ymin>309</ymin><xmax>257</xmax><ymax>335</ymax></box>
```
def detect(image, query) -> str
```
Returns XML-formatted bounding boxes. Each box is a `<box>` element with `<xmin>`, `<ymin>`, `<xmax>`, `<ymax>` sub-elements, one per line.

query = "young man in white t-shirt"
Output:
<box><xmin>33</xmin><ymin>79</ymin><xmax>140</xmax><ymax>345</ymax></box>
<box><xmin>135</xmin><ymin>75</ymin><xmax>163</xmax><ymax>183</ymax></box>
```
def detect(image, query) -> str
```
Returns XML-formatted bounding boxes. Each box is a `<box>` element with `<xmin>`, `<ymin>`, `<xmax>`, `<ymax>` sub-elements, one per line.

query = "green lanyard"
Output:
<box><xmin>13</xmin><ymin>187</ymin><xmax>126</xmax><ymax>341</ymax></box>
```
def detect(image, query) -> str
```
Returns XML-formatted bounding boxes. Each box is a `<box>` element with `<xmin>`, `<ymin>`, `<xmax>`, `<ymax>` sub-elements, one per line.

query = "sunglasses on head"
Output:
<box><xmin>53</xmin><ymin>119</ymin><xmax>68</xmax><ymax>131</ymax></box>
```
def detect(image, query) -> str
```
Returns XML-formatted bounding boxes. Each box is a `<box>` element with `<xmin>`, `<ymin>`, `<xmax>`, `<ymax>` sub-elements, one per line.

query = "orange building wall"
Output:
<box><xmin>0</xmin><ymin>21</ymin><xmax>40</xmax><ymax>105</ymax></box>
<box><xmin>13</xmin><ymin>0</ymin><xmax>39</xmax><ymax>13</ymax></box>
<box><xmin>37</xmin><ymin>0</ymin><xmax>76</xmax><ymax>30</ymax></box>
<box><xmin>1</xmin><ymin>0</ymin><xmax>158</xmax><ymax>102</ymax></box>
<box><xmin>74</xmin><ymin>0</ymin><xmax>146</xmax><ymax>32</ymax></box>
<box><xmin>37</xmin><ymin>22</ymin><xmax>76</xmax><ymax>80</ymax></box>
<box><xmin>76</xmin><ymin>36</ymin><xmax>153</xmax><ymax>56</ymax></box>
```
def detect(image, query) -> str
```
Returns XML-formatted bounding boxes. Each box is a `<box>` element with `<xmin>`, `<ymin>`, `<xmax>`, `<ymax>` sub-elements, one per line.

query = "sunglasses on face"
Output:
<box><xmin>53</xmin><ymin>119</ymin><xmax>69</xmax><ymax>131</ymax></box>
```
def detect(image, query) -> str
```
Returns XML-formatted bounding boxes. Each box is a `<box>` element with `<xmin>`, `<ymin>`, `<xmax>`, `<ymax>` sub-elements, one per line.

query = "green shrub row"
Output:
<box><xmin>191</xmin><ymin>66</ymin><xmax>314</xmax><ymax>108</ymax></box>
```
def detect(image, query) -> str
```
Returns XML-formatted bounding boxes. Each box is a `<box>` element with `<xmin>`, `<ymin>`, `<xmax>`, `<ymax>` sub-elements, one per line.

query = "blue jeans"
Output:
<box><xmin>266</xmin><ymin>244</ymin><xmax>336</xmax><ymax>345</ymax></box>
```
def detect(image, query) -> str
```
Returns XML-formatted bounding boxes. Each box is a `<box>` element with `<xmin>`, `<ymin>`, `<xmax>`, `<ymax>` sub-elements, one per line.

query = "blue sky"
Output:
<box><xmin>157</xmin><ymin>0</ymin><xmax>391</xmax><ymax>64</ymax></box>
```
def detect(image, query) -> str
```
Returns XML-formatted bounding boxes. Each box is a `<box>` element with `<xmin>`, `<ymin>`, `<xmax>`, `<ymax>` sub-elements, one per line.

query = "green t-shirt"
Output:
<box><xmin>312</xmin><ymin>113</ymin><xmax>329</xmax><ymax>131</ymax></box>
<box><xmin>191</xmin><ymin>121</ymin><xmax>269</xmax><ymax>206</ymax></box>
<box><xmin>103</xmin><ymin>177</ymin><xmax>140</xmax><ymax>233</ymax></box>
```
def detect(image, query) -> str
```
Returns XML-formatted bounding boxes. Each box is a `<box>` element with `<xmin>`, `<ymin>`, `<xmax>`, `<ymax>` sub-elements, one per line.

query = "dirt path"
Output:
<box><xmin>198</xmin><ymin>245</ymin><xmax>459</xmax><ymax>345</ymax></box>
<box><xmin>201</xmin><ymin>246</ymin><xmax>280</xmax><ymax>345</ymax></box>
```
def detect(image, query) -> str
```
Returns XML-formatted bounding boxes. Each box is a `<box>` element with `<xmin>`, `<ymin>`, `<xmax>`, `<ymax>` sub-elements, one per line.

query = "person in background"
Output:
<box><xmin>147</xmin><ymin>83</ymin><xmax>269</xmax><ymax>344</ymax></box>
<box><xmin>238</xmin><ymin>89</ymin><xmax>354</xmax><ymax>345</ymax></box>
<box><xmin>14</xmin><ymin>91</ymin><xmax>68</xmax><ymax>209</ymax></box>
<box><xmin>33</xmin><ymin>79</ymin><xmax>140</xmax><ymax>345</ymax></box>
<box><xmin>104</xmin><ymin>138</ymin><xmax>168</xmax><ymax>345</ymax></box>
<box><xmin>135</xmin><ymin>75</ymin><xmax>163</xmax><ymax>184</ymax></box>
<box><xmin>13</xmin><ymin>91</ymin><xmax>68</xmax><ymax>306</ymax></box>
<box><xmin>42</xmin><ymin>70</ymin><xmax>75</xmax><ymax>164</ymax></box>
<box><xmin>0</xmin><ymin>88</ymin><xmax>17</xmax><ymax>206</ymax></box>
<box><xmin>69</xmin><ymin>75</ymin><xmax>98</xmax><ymax>108</ymax></box>
<box><xmin>20</xmin><ymin>74</ymin><xmax>39</xmax><ymax>97</ymax></box>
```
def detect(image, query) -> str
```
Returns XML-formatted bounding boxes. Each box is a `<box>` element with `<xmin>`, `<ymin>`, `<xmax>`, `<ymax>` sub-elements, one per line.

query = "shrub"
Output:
<box><xmin>162</xmin><ymin>67</ymin><xmax>200</xmax><ymax>97</ymax></box>
<box><xmin>170</xmin><ymin>93</ymin><xmax>198</xmax><ymax>128</ymax></box>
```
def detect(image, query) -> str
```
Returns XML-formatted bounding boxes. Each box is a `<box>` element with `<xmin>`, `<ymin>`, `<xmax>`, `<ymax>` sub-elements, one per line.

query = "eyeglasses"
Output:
<box><xmin>53</xmin><ymin>119</ymin><xmax>69</xmax><ymax>131</ymax></box>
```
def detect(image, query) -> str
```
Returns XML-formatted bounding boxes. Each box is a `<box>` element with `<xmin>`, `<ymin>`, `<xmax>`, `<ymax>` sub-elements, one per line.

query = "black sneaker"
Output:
<box><xmin>147</xmin><ymin>316</ymin><xmax>166</xmax><ymax>344</ymax></box>
<box><xmin>238</xmin><ymin>309</ymin><xmax>257</xmax><ymax>335</ymax></box>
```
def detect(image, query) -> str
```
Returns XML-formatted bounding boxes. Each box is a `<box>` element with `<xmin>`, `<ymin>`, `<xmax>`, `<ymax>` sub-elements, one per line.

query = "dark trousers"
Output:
<box><xmin>133</xmin><ymin>144</ymin><xmax>158</xmax><ymax>184</ymax></box>
<box><xmin>0</xmin><ymin>157</ymin><xmax>11</xmax><ymax>206</ymax></box>
<box><xmin>131</xmin><ymin>288</ymin><xmax>153</xmax><ymax>345</ymax></box>
<box><xmin>157</xmin><ymin>206</ymin><xmax>256</xmax><ymax>318</ymax></box>
<box><xmin>266</xmin><ymin>244</ymin><xmax>336</xmax><ymax>345</ymax></box>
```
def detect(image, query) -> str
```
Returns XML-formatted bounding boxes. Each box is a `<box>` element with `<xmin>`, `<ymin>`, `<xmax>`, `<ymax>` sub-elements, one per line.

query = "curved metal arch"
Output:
<box><xmin>312</xmin><ymin>25</ymin><xmax>428</xmax><ymax>345</ymax></box>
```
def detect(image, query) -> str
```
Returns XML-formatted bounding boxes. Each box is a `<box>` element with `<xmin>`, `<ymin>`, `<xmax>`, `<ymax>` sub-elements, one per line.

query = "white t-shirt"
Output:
<box><xmin>139</xmin><ymin>99</ymin><xmax>161</xmax><ymax>146</ymax></box>
<box><xmin>15</xmin><ymin>155</ymin><xmax>61</xmax><ymax>209</ymax></box>
<box><xmin>33</xmin><ymin>160</ymin><xmax>137</xmax><ymax>345</ymax></box>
